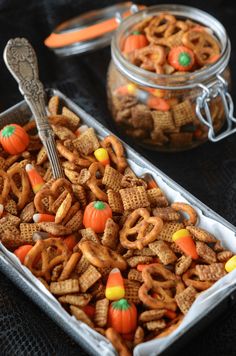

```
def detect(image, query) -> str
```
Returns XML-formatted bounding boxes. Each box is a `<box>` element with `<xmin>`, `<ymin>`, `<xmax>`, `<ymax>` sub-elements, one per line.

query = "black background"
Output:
<box><xmin>0</xmin><ymin>1</ymin><xmax>236</xmax><ymax>355</ymax></box>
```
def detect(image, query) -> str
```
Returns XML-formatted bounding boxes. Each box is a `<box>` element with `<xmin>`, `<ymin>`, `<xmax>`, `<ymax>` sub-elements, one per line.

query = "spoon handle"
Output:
<box><xmin>3</xmin><ymin>37</ymin><xmax>64</xmax><ymax>179</ymax></box>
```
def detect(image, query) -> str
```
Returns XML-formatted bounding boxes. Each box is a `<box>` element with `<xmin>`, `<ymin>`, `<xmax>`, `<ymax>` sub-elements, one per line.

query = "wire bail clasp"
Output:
<box><xmin>196</xmin><ymin>74</ymin><xmax>236</xmax><ymax>142</ymax></box>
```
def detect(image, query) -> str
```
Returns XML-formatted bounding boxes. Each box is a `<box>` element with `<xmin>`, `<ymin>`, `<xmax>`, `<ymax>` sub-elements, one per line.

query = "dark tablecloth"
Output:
<box><xmin>0</xmin><ymin>1</ymin><xmax>236</xmax><ymax>355</ymax></box>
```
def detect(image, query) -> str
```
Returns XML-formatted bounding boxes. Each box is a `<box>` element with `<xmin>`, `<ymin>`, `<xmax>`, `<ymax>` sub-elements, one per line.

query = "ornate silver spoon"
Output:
<box><xmin>3</xmin><ymin>37</ymin><xmax>64</xmax><ymax>178</ymax></box>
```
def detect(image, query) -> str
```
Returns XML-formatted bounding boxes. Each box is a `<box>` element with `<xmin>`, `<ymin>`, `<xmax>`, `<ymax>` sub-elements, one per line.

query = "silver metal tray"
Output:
<box><xmin>0</xmin><ymin>88</ymin><xmax>236</xmax><ymax>356</ymax></box>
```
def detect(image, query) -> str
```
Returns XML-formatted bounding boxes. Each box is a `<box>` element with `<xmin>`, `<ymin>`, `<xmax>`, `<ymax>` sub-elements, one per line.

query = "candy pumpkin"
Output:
<box><xmin>168</xmin><ymin>46</ymin><xmax>195</xmax><ymax>71</ymax></box>
<box><xmin>123</xmin><ymin>31</ymin><xmax>148</xmax><ymax>54</ymax></box>
<box><xmin>108</xmin><ymin>298</ymin><xmax>137</xmax><ymax>334</ymax></box>
<box><xmin>0</xmin><ymin>124</ymin><xmax>29</xmax><ymax>154</ymax></box>
<box><xmin>83</xmin><ymin>201</ymin><xmax>112</xmax><ymax>233</ymax></box>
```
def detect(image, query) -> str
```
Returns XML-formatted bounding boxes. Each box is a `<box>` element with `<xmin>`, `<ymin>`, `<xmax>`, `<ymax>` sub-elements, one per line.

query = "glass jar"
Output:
<box><xmin>108</xmin><ymin>4</ymin><xmax>236</xmax><ymax>151</ymax></box>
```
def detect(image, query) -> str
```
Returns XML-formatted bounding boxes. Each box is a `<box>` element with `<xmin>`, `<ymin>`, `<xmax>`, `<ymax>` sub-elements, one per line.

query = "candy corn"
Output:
<box><xmin>25</xmin><ymin>164</ymin><xmax>44</xmax><ymax>194</ymax></box>
<box><xmin>115</xmin><ymin>84</ymin><xmax>170</xmax><ymax>111</ymax></box>
<box><xmin>105</xmin><ymin>268</ymin><xmax>125</xmax><ymax>300</ymax></box>
<box><xmin>225</xmin><ymin>256</ymin><xmax>236</xmax><ymax>272</ymax></box>
<box><xmin>172</xmin><ymin>229</ymin><xmax>198</xmax><ymax>260</ymax></box>
<box><xmin>33</xmin><ymin>213</ymin><xmax>55</xmax><ymax>223</ymax></box>
<box><xmin>75</xmin><ymin>125</ymin><xmax>89</xmax><ymax>137</ymax></box>
<box><xmin>141</xmin><ymin>173</ymin><xmax>158</xmax><ymax>189</ymax></box>
<box><xmin>94</xmin><ymin>148</ymin><xmax>110</xmax><ymax>166</ymax></box>
<box><xmin>0</xmin><ymin>203</ymin><xmax>3</xmax><ymax>218</ymax></box>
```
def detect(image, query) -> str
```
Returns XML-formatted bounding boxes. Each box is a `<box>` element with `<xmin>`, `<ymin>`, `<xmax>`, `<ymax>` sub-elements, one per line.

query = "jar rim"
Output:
<box><xmin>111</xmin><ymin>4</ymin><xmax>231</xmax><ymax>90</ymax></box>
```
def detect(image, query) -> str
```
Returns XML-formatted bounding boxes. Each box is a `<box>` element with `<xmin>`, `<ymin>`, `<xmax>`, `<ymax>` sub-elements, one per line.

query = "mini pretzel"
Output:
<box><xmin>134</xmin><ymin>45</ymin><xmax>166</xmax><ymax>73</ymax></box>
<box><xmin>182</xmin><ymin>30</ymin><xmax>220</xmax><ymax>66</ymax></box>
<box><xmin>86</xmin><ymin>162</ymin><xmax>107</xmax><ymax>201</ymax></box>
<box><xmin>34</xmin><ymin>178</ymin><xmax>72</xmax><ymax>213</ymax></box>
<box><xmin>138</xmin><ymin>283</ymin><xmax>177</xmax><ymax>311</ymax></box>
<box><xmin>101</xmin><ymin>135</ymin><xmax>127</xmax><ymax>173</ymax></box>
<box><xmin>79</xmin><ymin>240</ymin><xmax>127</xmax><ymax>271</ymax></box>
<box><xmin>182</xmin><ymin>267</ymin><xmax>214</xmax><ymax>291</ymax></box>
<box><xmin>171</xmin><ymin>202</ymin><xmax>198</xmax><ymax>225</ymax></box>
<box><xmin>8</xmin><ymin>164</ymin><xmax>31</xmax><ymax>210</ymax></box>
<box><xmin>142</xmin><ymin>263</ymin><xmax>177</xmax><ymax>289</ymax></box>
<box><xmin>56</xmin><ymin>141</ymin><xmax>90</xmax><ymax>167</ymax></box>
<box><xmin>120</xmin><ymin>208</ymin><xmax>163</xmax><ymax>250</ymax></box>
<box><xmin>0</xmin><ymin>169</ymin><xmax>10</xmax><ymax>204</ymax></box>
<box><xmin>144</xmin><ymin>13</ymin><xmax>176</xmax><ymax>43</ymax></box>
<box><xmin>24</xmin><ymin>238</ymin><xmax>70</xmax><ymax>281</ymax></box>
<box><xmin>105</xmin><ymin>328</ymin><xmax>131</xmax><ymax>356</ymax></box>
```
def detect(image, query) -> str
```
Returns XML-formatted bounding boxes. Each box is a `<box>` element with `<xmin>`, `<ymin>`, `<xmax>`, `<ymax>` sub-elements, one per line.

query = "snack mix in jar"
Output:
<box><xmin>0</xmin><ymin>94</ymin><xmax>236</xmax><ymax>355</ymax></box>
<box><xmin>108</xmin><ymin>6</ymin><xmax>232</xmax><ymax>151</ymax></box>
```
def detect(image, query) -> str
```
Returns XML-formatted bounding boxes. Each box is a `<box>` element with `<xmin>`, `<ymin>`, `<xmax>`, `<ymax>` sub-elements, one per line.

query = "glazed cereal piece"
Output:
<box><xmin>107</xmin><ymin>189</ymin><xmax>124</xmax><ymax>213</ymax></box>
<box><xmin>147</xmin><ymin>188</ymin><xmax>168</xmax><ymax>208</ymax></box>
<box><xmin>175</xmin><ymin>255</ymin><xmax>192</xmax><ymax>275</ymax></box>
<box><xmin>217</xmin><ymin>250</ymin><xmax>233</xmax><ymax>262</ymax></box>
<box><xmin>48</xmin><ymin>95</ymin><xmax>60</xmax><ymax>115</ymax></box>
<box><xmin>90</xmin><ymin>282</ymin><xmax>106</xmax><ymax>300</ymax></box>
<box><xmin>101</xmin><ymin>218</ymin><xmax>119</xmax><ymax>250</ymax></box>
<box><xmin>4</xmin><ymin>213</ymin><xmax>21</xmax><ymax>226</ymax></box>
<box><xmin>50</xmin><ymin>279</ymin><xmax>80</xmax><ymax>295</ymax></box>
<box><xmin>72</xmin><ymin>128</ymin><xmax>100</xmax><ymax>156</ymax></box>
<box><xmin>37</xmin><ymin>146</ymin><xmax>48</xmax><ymax>165</ymax></box>
<box><xmin>128</xmin><ymin>269</ymin><xmax>143</xmax><ymax>283</ymax></box>
<box><xmin>76</xmin><ymin>255</ymin><xmax>91</xmax><ymax>275</ymax></box>
<box><xmin>120</xmin><ymin>186</ymin><xmax>150</xmax><ymax>211</ymax></box>
<box><xmin>65</xmin><ymin>210</ymin><xmax>83</xmax><ymax>232</ymax></box>
<box><xmin>175</xmin><ymin>286</ymin><xmax>197</xmax><ymax>314</ymax></box>
<box><xmin>4</xmin><ymin>198</ymin><xmax>18</xmax><ymax>215</ymax></box>
<box><xmin>72</xmin><ymin>184</ymin><xmax>87</xmax><ymax>208</ymax></box>
<box><xmin>62</xmin><ymin>202</ymin><xmax>80</xmax><ymax>225</ymax></box>
<box><xmin>20</xmin><ymin>202</ymin><xmax>36</xmax><ymax>222</ymax></box>
<box><xmin>62</xmin><ymin>106</ymin><xmax>81</xmax><ymax>130</ymax></box>
<box><xmin>124</xmin><ymin>279</ymin><xmax>141</xmax><ymax>304</ymax></box>
<box><xmin>172</xmin><ymin>100</ymin><xmax>196</xmax><ymax>127</ymax></box>
<box><xmin>158</xmin><ymin>222</ymin><xmax>185</xmax><ymax>242</ymax></box>
<box><xmin>94</xmin><ymin>298</ymin><xmax>109</xmax><ymax>327</ymax></box>
<box><xmin>152</xmin><ymin>110</ymin><xmax>176</xmax><ymax>131</ymax></box>
<box><xmin>105</xmin><ymin>328</ymin><xmax>131</xmax><ymax>356</ymax></box>
<box><xmin>127</xmin><ymin>256</ymin><xmax>153</xmax><ymax>268</ymax></box>
<box><xmin>78</xmin><ymin>265</ymin><xmax>102</xmax><ymax>293</ymax></box>
<box><xmin>37</xmin><ymin>222</ymin><xmax>72</xmax><ymax>236</ymax></box>
<box><xmin>153</xmin><ymin>207</ymin><xmax>181</xmax><ymax>221</ymax></box>
<box><xmin>0</xmin><ymin>229</ymin><xmax>23</xmax><ymax>250</ymax></box>
<box><xmin>77</xmin><ymin>169</ymin><xmax>91</xmax><ymax>186</ymax></box>
<box><xmin>19</xmin><ymin>223</ymin><xmax>40</xmax><ymax>242</ymax></box>
<box><xmin>144</xmin><ymin>319</ymin><xmax>166</xmax><ymax>331</ymax></box>
<box><xmin>196</xmin><ymin>241</ymin><xmax>217</xmax><ymax>264</ymax></box>
<box><xmin>134</xmin><ymin>326</ymin><xmax>145</xmax><ymax>346</ymax></box>
<box><xmin>70</xmin><ymin>305</ymin><xmax>94</xmax><ymax>328</ymax></box>
<box><xmin>134</xmin><ymin>247</ymin><xmax>156</xmax><ymax>257</ymax></box>
<box><xmin>102</xmin><ymin>165</ymin><xmax>123</xmax><ymax>192</ymax></box>
<box><xmin>80</xmin><ymin>228</ymin><xmax>100</xmax><ymax>244</ymax></box>
<box><xmin>149</xmin><ymin>240</ymin><xmax>177</xmax><ymax>265</ymax></box>
<box><xmin>196</xmin><ymin>263</ymin><xmax>226</xmax><ymax>281</ymax></box>
<box><xmin>139</xmin><ymin>309</ymin><xmax>166</xmax><ymax>322</ymax></box>
<box><xmin>52</xmin><ymin>125</ymin><xmax>76</xmax><ymax>141</ymax></box>
<box><xmin>186</xmin><ymin>225</ymin><xmax>217</xmax><ymax>243</ymax></box>
<box><xmin>59</xmin><ymin>294</ymin><xmax>91</xmax><ymax>307</ymax></box>
<box><xmin>121</xmin><ymin>175</ymin><xmax>147</xmax><ymax>189</ymax></box>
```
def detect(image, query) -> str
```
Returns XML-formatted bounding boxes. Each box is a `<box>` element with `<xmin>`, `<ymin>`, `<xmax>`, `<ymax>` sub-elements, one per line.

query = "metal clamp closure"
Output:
<box><xmin>196</xmin><ymin>74</ymin><xmax>236</xmax><ymax>142</ymax></box>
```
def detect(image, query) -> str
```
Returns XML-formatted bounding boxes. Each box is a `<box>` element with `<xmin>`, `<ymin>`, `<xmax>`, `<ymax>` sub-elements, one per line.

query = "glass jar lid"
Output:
<box><xmin>44</xmin><ymin>2</ymin><xmax>144</xmax><ymax>56</ymax></box>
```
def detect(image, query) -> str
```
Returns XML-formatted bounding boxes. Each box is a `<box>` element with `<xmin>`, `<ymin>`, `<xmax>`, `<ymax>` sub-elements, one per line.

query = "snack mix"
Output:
<box><xmin>108</xmin><ymin>12</ymin><xmax>227</xmax><ymax>150</ymax></box>
<box><xmin>0</xmin><ymin>95</ymin><xmax>234</xmax><ymax>355</ymax></box>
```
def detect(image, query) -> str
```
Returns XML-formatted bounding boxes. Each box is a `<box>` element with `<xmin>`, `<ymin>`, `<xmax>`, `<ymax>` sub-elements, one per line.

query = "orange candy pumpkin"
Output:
<box><xmin>83</xmin><ymin>201</ymin><xmax>112</xmax><ymax>233</ymax></box>
<box><xmin>0</xmin><ymin>124</ymin><xmax>29</xmax><ymax>154</ymax></box>
<box><xmin>123</xmin><ymin>31</ymin><xmax>148</xmax><ymax>54</ymax></box>
<box><xmin>109</xmin><ymin>298</ymin><xmax>137</xmax><ymax>334</ymax></box>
